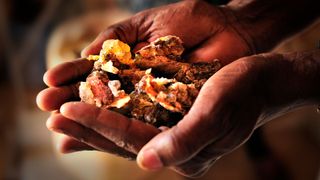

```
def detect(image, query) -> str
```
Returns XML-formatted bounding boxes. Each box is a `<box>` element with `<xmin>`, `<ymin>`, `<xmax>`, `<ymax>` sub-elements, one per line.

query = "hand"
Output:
<box><xmin>37</xmin><ymin>50</ymin><xmax>320</xmax><ymax>177</ymax></box>
<box><xmin>36</xmin><ymin>59</ymin><xmax>160</xmax><ymax>158</ymax></box>
<box><xmin>134</xmin><ymin>51</ymin><xmax>320</xmax><ymax>177</ymax></box>
<box><xmin>81</xmin><ymin>0</ymin><xmax>320</xmax><ymax>64</ymax></box>
<box><xmin>81</xmin><ymin>0</ymin><xmax>254</xmax><ymax>65</ymax></box>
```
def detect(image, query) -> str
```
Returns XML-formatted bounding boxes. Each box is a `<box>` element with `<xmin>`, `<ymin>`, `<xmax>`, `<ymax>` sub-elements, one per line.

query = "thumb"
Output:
<box><xmin>186</xmin><ymin>29</ymin><xmax>251</xmax><ymax>65</ymax></box>
<box><xmin>136</xmin><ymin>126</ymin><xmax>194</xmax><ymax>171</ymax></box>
<box><xmin>81</xmin><ymin>19</ymin><xmax>139</xmax><ymax>58</ymax></box>
<box><xmin>136</xmin><ymin>103</ymin><xmax>224</xmax><ymax>171</ymax></box>
<box><xmin>136</xmin><ymin>121</ymin><xmax>215</xmax><ymax>171</ymax></box>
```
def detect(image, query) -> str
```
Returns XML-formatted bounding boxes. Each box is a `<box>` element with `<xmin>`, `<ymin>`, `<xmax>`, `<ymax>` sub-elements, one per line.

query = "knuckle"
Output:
<box><xmin>92</xmin><ymin>107</ymin><xmax>104</xmax><ymax>127</ymax></box>
<box><xmin>107</xmin><ymin>22</ymin><xmax>133</xmax><ymax>42</ymax></box>
<box><xmin>69</xmin><ymin>61</ymin><xmax>83</xmax><ymax>79</ymax></box>
<box><xmin>115</xmin><ymin>119</ymin><xmax>140</xmax><ymax>153</ymax></box>
<box><xmin>68</xmin><ymin>84</ymin><xmax>80</xmax><ymax>99</ymax></box>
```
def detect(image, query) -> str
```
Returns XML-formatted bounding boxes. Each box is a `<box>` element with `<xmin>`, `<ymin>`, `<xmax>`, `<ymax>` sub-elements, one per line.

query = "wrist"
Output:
<box><xmin>256</xmin><ymin>50</ymin><xmax>320</xmax><ymax>126</ymax></box>
<box><xmin>224</xmin><ymin>0</ymin><xmax>320</xmax><ymax>53</ymax></box>
<box><xmin>266</xmin><ymin>50</ymin><xmax>320</xmax><ymax>104</ymax></box>
<box><xmin>282</xmin><ymin>50</ymin><xmax>320</xmax><ymax>102</ymax></box>
<box><xmin>256</xmin><ymin>50</ymin><xmax>320</xmax><ymax>128</ymax></box>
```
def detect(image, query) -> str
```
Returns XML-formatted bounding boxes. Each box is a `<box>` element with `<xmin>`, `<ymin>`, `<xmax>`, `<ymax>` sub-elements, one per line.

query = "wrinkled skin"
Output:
<box><xmin>37</xmin><ymin>50</ymin><xmax>320</xmax><ymax>177</ymax></box>
<box><xmin>81</xmin><ymin>0</ymin><xmax>253</xmax><ymax>65</ymax></box>
<box><xmin>36</xmin><ymin>0</ymin><xmax>320</xmax><ymax>177</ymax></box>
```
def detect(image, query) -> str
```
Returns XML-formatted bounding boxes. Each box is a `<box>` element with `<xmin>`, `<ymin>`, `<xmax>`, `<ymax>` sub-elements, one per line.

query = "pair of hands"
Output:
<box><xmin>37</xmin><ymin>0</ymin><xmax>319</xmax><ymax>177</ymax></box>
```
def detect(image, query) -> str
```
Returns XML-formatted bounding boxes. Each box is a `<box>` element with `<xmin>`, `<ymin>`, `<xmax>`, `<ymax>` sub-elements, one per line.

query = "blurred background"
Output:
<box><xmin>0</xmin><ymin>0</ymin><xmax>319</xmax><ymax>179</ymax></box>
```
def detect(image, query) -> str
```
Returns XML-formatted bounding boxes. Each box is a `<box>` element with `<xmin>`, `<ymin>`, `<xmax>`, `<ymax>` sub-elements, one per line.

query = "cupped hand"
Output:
<box><xmin>135</xmin><ymin>51</ymin><xmax>320</xmax><ymax>177</ymax></box>
<box><xmin>37</xmin><ymin>51</ymin><xmax>320</xmax><ymax>177</ymax></box>
<box><xmin>81</xmin><ymin>0</ymin><xmax>253</xmax><ymax>65</ymax></box>
<box><xmin>36</xmin><ymin>59</ymin><xmax>160</xmax><ymax>159</ymax></box>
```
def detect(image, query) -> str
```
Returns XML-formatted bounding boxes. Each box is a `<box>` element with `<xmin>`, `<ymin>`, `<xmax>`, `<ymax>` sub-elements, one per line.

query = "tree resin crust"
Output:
<box><xmin>79</xmin><ymin>35</ymin><xmax>221</xmax><ymax>127</ymax></box>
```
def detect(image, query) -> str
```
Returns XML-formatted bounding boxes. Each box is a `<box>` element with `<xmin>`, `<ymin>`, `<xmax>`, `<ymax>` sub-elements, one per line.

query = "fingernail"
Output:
<box><xmin>80</xmin><ymin>50</ymin><xmax>87</xmax><ymax>58</ymax></box>
<box><xmin>56</xmin><ymin>141</ymin><xmax>76</xmax><ymax>154</ymax></box>
<box><xmin>50</xmin><ymin>127</ymin><xmax>64</xmax><ymax>134</ymax></box>
<box><xmin>138</xmin><ymin>149</ymin><xmax>163</xmax><ymax>170</ymax></box>
<box><xmin>59</xmin><ymin>104</ymin><xmax>66</xmax><ymax>115</ymax></box>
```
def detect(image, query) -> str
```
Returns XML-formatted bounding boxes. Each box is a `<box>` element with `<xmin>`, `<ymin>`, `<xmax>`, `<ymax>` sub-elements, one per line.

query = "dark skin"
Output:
<box><xmin>80</xmin><ymin>0</ymin><xmax>253</xmax><ymax>65</ymax></box>
<box><xmin>37</xmin><ymin>0</ymin><xmax>320</xmax><ymax>177</ymax></box>
<box><xmin>38</xmin><ymin>51</ymin><xmax>320</xmax><ymax>177</ymax></box>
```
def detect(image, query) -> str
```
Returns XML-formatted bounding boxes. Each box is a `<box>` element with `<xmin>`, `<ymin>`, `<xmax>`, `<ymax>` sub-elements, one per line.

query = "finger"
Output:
<box><xmin>47</xmin><ymin>113</ymin><xmax>136</xmax><ymax>159</ymax></box>
<box><xmin>186</xmin><ymin>29</ymin><xmax>251</xmax><ymax>65</ymax></box>
<box><xmin>44</xmin><ymin>59</ymin><xmax>93</xmax><ymax>87</ymax></box>
<box><xmin>81</xmin><ymin>19</ymin><xmax>139</xmax><ymax>58</ymax></box>
<box><xmin>60</xmin><ymin>102</ymin><xmax>160</xmax><ymax>154</ymax></box>
<box><xmin>158</xmin><ymin>126</ymin><xmax>170</xmax><ymax>132</ymax></box>
<box><xmin>36</xmin><ymin>84</ymin><xmax>79</xmax><ymax>111</ymax></box>
<box><xmin>132</xmin><ymin>42</ymin><xmax>149</xmax><ymax>53</ymax></box>
<box><xmin>58</xmin><ymin>135</ymin><xmax>96</xmax><ymax>153</ymax></box>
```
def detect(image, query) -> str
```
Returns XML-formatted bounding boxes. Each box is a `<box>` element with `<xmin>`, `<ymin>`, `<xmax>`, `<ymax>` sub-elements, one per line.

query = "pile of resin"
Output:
<box><xmin>79</xmin><ymin>36</ymin><xmax>220</xmax><ymax>127</ymax></box>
